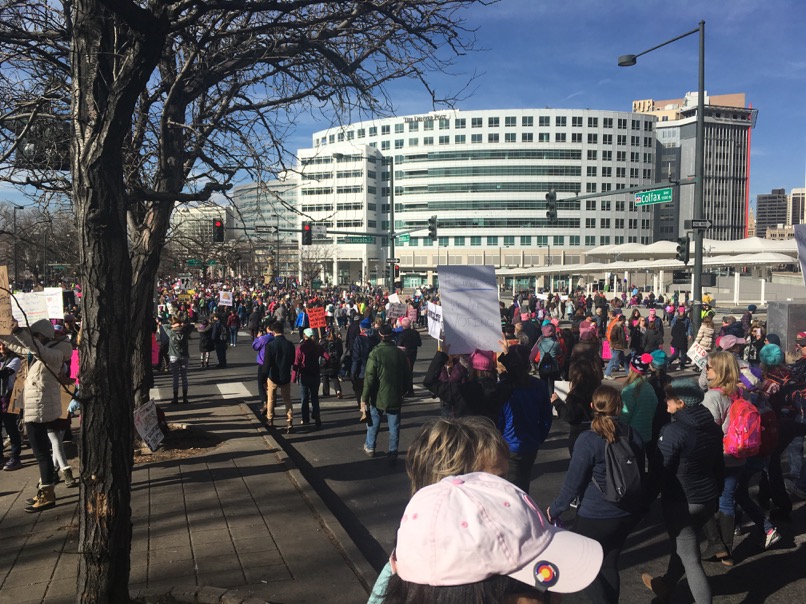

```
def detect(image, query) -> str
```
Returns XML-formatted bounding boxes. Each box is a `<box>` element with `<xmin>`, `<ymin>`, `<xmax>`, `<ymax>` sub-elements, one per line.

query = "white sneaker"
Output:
<box><xmin>765</xmin><ymin>528</ymin><xmax>781</xmax><ymax>549</ymax></box>
<box><xmin>603</xmin><ymin>375</ymin><xmax>615</xmax><ymax>381</ymax></box>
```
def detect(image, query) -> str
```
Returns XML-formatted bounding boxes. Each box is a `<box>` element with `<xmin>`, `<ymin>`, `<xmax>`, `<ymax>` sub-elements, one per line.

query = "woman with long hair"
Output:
<box><xmin>701</xmin><ymin>351</ymin><xmax>780</xmax><ymax>566</ymax></box>
<box><xmin>547</xmin><ymin>385</ymin><xmax>644</xmax><ymax>604</ymax></box>
<box><xmin>695</xmin><ymin>313</ymin><xmax>716</xmax><ymax>353</ymax></box>
<box><xmin>551</xmin><ymin>361</ymin><xmax>602</xmax><ymax>455</ymax></box>
<box><xmin>642</xmin><ymin>379</ymin><xmax>724</xmax><ymax>603</ymax></box>
<box><xmin>620</xmin><ymin>353</ymin><xmax>659</xmax><ymax>445</ymax></box>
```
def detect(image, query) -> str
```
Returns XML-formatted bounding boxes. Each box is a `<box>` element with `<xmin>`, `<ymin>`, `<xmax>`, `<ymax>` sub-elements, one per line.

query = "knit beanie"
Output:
<box><xmin>759</xmin><ymin>344</ymin><xmax>784</xmax><ymax>368</ymax></box>
<box><xmin>360</xmin><ymin>317</ymin><xmax>371</xmax><ymax>329</ymax></box>
<box><xmin>650</xmin><ymin>349</ymin><xmax>667</xmax><ymax>370</ymax></box>
<box><xmin>541</xmin><ymin>324</ymin><xmax>555</xmax><ymax>338</ymax></box>
<box><xmin>670</xmin><ymin>378</ymin><xmax>704</xmax><ymax>407</ymax></box>
<box><xmin>470</xmin><ymin>350</ymin><xmax>496</xmax><ymax>372</ymax></box>
<box><xmin>630</xmin><ymin>353</ymin><xmax>653</xmax><ymax>375</ymax></box>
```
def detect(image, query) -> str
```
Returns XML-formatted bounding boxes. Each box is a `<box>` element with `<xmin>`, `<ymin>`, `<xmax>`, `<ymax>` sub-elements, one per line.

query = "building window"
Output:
<box><xmin>523</xmin><ymin>116</ymin><xmax>535</xmax><ymax>127</ymax></box>
<box><xmin>395</xmin><ymin>123</ymin><xmax>404</xmax><ymax>133</ymax></box>
<box><xmin>438</xmin><ymin>236</ymin><xmax>449</xmax><ymax>247</ymax></box>
<box><xmin>572</xmin><ymin>116</ymin><xmax>583</xmax><ymax>127</ymax></box>
<box><xmin>488</xmin><ymin>133</ymin><xmax>499</xmax><ymax>143</ymax></box>
<box><xmin>505</xmin><ymin>132</ymin><xmax>517</xmax><ymax>143</ymax></box>
<box><xmin>602</xmin><ymin>182</ymin><xmax>611</xmax><ymax>192</ymax></box>
<box><xmin>632</xmin><ymin>119</ymin><xmax>640</xmax><ymax>130</ymax></box>
<box><xmin>618</xmin><ymin>118</ymin><xmax>627</xmax><ymax>129</ymax></box>
<box><xmin>488</xmin><ymin>117</ymin><xmax>499</xmax><ymax>127</ymax></box>
<box><xmin>572</xmin><ymin>133</ymin><xmax>582</xmax><ymax>143</ymax></box>
<box><xmin>615</xmin><ymin>235</ymin><xmax>624</xmax><ymax>244</ymax></box>
<box><xmin>569</xmin><ymin>235</ymin><xmax>580</xmax><ymax>246</ymax></box>
<box><xmin>471</xmin><ymin>117</ymin><xmax>483</xmax><ymax>128</ymax></box>
<box><xmin>616</xmin><ymin>167</ymin><xmax>626</xmax><ymax>178</ymax></box>
<box><xmin>381</xmin><ymin>140</ymin><xmax>390</xmax><ymax>150</ymax></box>
<box><xmin>522</xmin><ymin>133</ymin><xmax>534</xmax><ymax>143</ymax></box>
<box><xmin>629</xmin><ymin>219</ymin><xmax>638</xmax><ymax>229</ymax></box>
<box><xmin>357</xmin><ymin>129</ymin><xmax>365</xmax><ymax>138</ymax></box>
<box><xmin>617</xmin><ymin>151</ymin><xmax>626</xmax><ymax>162</ymax></box>
<box><xmin>586</xmin><ymin>182</ymin><xmax>597</xmax><ymax>193</ymax></box>
<box><xmin>587</xmin><ymin>133</ymin><xmax>598</xmax><ymax>144</ymax></box>
<box><xmin>555</xmin><ymin>116</ymin><xmax>567</xmax><ymax>127</ymax></box>
<box><xmin>631</xmin><ymin>135</ymin><xmax>640</xmax><ymax>146</ymax></box>
<box><xmin>408</xmin><ymin>122</ymin><xmax>419</xmax><ymax>132</ymax></box>
<box><xmin>470</xmin><ymin>236</ymin><xmax>482</xmax><ymax>246</ymax></box>
<box><xmin>369</xmin><ymin>126</ymin><xmax>377</xmax><ymax>136</ymax></box>
<box><xmin>615</xmin><ymin>218</ymin><xmax>624</xmax><ymax>229</ymax></box>
<box><xmin>615</xmin><ymin>200</ymin><xmax>625</xmax><ymax>212</ymax></box>
<box><xmin>538</xmin><ymin>133</ymin><xmax>550</xmax><ymax>142</ymax></box>
<box><xmin>395</xmin><ymin>139</ymin><xmax>404</xmax><ymax>149</ymax></box>
<box><xmin>536</xmin><ymin>235</ymin><xmax>548</xmax><ymax>246</ymax></box>
<box><xmin>555</xmin><ymin>133</ymin><xmax>566</xmax><ymax>142</ymax></box>
<box><xmin>381</xmin><ymin>125</ymin><xmax>390</xmax><ymax>135</ymax></box>
<box><xmin>455</xmin><ymin>134</ymin><xmax>466</xmax><ymax>144</ymax></box>
<box><xmin>603</xmin><ymin>117</ymin><xmax>613</xmax><ymax>128</ymax></box>
<box><xmin>602</xmin><ymin>200</ymin><xmax>611</xmax><ymax>211</ymax></box>
<box><xmin>505</xmin><ymin>116</ymin><xmax>516</xmax><ymax>127</ymax></box>
<box><xmin>504</xmin><ymin>235</ymin><xmax>515</xmax><ymax>246</ymax></box>
<box><xmin>585</xmin><ymin>235</ymin><xmax>596</xmax><ymax>246</ymax></box>
<box><xmin>644</xmin><ymin>136</ymin><xmax>653</xmax><ymax>148</ymax></box>
<box><xmin>423</xmin><ymin>119</ymin><xmax>434</xmax><ymax>131</ymax></box>
<box><xmin>603</xmin><ymin>134</ymin><xmax>613</xmax><ymax>145</ymax></box>
<box><xmin>587</xmin><ymin>150</ymin><xmax>598</xmax><ymax>160</ymax></box>
<box><xmin>455</xmin><ymin>118</ymin><xmax>466</xmax><ymax>129</ymax></box>
<box><xmin>538</xmin><ymin>116</ymin><xmax>549</xmax><ymax>127</ymax></box>
<box><xmin>585</xmin><ymin>218</ymin><xmax>596</xmax><ymax>229</ymax></box>
<box><xmin>586</xmin><ymin>200</ymin><xmax>596</xmax><ymax>211</ymax></box>
<box><xmin>520</xmin><ymin>235</ymin><xmax>531</xmax><ymax>245</ymax></box>
<box><xmin>553</xmin><ymin>235</ymin><xmax>564</xmax><ymax>246</ymax></box>
<box><xmin>644</xmin><ymin>121</ymin><xmax>653</xmax><ymax>132</ymax></box>
<box><xmin>439</xmin><ymin>135</ymin><xmax>450</xmax><ymax>145</ymax></box>
<box><xmin>471</xmin><ymin>133</ymin><xmax>483</xmax><ymax>143</ymax></box>
<box><xmin>409</xmin><ymin>138</ymin><xmax>419</xmax><ymax>147</ymax></box>
<box><xmin>423</xmin><ymin>136</ymin><xmax>434</xmax><ymax>146</ymax></box>
<box><xmin>439</xmin><ymin>118</ymin><xmax>450</xmax><ymax>130</ymax></box>
<box><xmin>602</xmin><ymin>150</ymin><xmax>612</xmax><ymax>161</ymax></box>
<box><xmin>588</xmin><ymin>117</ymin><xmax>598</xmax><ymax>128</ymax></box>
<box><xmin>454</xmin><ymin>236</ymin><xmax>465</xmax><ymax>246</ymax></box>
<box><xmin>600</xmin><ymin>235</ymin><xmax>610</xmax><ymax>245</ymax></box>
<box><xmin>630</xmin><ymin>167</ymin><xmax>639</xmax><ymax>178</ymax></box>
<box><xmin>586</xmin><ymin>166</ymin><xmax>597</xmax><ymax>177</ymax></box>
<box><xmin>487</xmin><ymin>236</ymin><xmax>498</xmax><ymax>245</ymax></box>
<box><xmin>643</xmin><ymin>152</ymin><xmax>653</xmax><ymax>163</ymax></box>
<box><xmin>602</xmin><ymin>167</ymin><xmax>612</xmax><ymax>177</ymax></box>
<box><xmin>409</xmin><ymin>237</ymin><xmax>419</xmax><ymax>247</ymax></box>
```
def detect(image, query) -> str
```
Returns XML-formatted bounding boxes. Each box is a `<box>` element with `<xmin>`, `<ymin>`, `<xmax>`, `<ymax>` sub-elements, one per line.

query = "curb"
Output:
<box><xmin>130</xmin><ymin>585</ymin><xmax>276</xmax><ymax>603</ymax></box>
<box><xmin>239</xmin><ymin>402</ymin><xmax>376</xmax><ymax>596</ymax></box>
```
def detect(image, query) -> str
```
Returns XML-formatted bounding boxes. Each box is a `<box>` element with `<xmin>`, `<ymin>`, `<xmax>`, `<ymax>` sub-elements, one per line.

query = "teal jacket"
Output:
<box><xmin>620</xmin><ymin>379</ymin><xmax>658</xmax><ymax>444</ymax></box>
<box><xmin>361</xmin><ymin>341</ymin><xmax>411</xmax><ymax>411</ymax></box>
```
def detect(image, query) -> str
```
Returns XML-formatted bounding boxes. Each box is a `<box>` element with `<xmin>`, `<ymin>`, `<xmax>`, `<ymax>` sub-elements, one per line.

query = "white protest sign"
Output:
<box><xmin>387</xmin><ymin>293</ymin><xmax>401</xmax><ymax>304</ymax></box>
<box><xmin>438</xmin><ymin>265</ymin><xmax>501</xmax><ymax>355</ymax></box>
<box><xmin>218</xmin><ymin>291</ymin><xmax>233</xmax><ymax>306</ymax></box>
<box><xmin>387</xmin><ymin>302</ymin><xmax>408</xmax><ymax>320</ymax></box>
<box><xmin>44</xmin><ymin>287</ymin><xmax>64</xmax><ymax>319</ymax></box>
<box><xmin>687</xmin><ymin>341</ymin><xmax>709</xmax><ymax>370</ymax></box>
<box><xmin>133</xmin><ymin>399</ymin><xmax>165</xmax><ymax>451</ymax></box>
<box><xmin>10</xmin><ymin>291</ymin><xmax>50</xmax><ymax>325</ymax></box>
<box><xmin>534</xmin><ymin>293</ymin><xmax>548</xmax><ymax>300</ymax></box>
<box><xmin>427</xmin><ymin>301</ymin><xmax>443</xmax><ymax>340</ymax></box>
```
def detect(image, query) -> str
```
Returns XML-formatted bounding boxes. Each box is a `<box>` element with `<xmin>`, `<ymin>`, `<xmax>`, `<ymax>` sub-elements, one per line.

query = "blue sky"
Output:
<box><xmin>294</xmin><ymin>0</ymin><xmax>806</xmax><ymax>205</ymax></box>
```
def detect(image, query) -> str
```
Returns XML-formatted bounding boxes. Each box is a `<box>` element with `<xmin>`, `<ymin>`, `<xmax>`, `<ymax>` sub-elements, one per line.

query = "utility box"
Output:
<box><xmin>766</xmin><ymin>301</ymin><xmax>806</xmax><ymax>357</ymax></box>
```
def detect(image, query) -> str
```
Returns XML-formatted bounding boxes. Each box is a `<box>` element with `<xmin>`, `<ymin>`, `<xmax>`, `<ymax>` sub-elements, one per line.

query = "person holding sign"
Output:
<box><xmin>0</xmin><ymin>319</ymin><xmax>72</xmax><ymax>512</ymax></box>
<box><xmin>0</xmin><ymin>341</ymin><xmax>23</xmax><ymax>471</ymax></box>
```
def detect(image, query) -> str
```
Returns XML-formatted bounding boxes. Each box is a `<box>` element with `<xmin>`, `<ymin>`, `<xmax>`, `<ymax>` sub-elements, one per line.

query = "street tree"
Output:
<box><xmin>0</xmin><ymin>0</ymin><xmax>491</xmax><ymax>601</ymax></box>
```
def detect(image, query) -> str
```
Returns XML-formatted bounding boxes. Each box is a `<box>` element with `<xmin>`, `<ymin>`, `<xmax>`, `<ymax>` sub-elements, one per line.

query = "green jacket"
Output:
<box><xmin>361</xmin><ymin>341</ymin><xmax>411</xmax><ymax>411</ymax></box>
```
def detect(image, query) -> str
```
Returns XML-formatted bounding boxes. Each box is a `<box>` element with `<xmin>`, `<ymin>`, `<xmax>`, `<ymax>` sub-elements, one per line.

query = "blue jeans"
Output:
<box><xmin>365</xmin><ymin>406</ymin><xmax>400</xmax><ymax>453</ymax></box>
<box><xmin>299</xmin><ymin>377</ymin><xmax>320</xmax><ymax>424</ymax></box>
<box><xmin>229</xmin><ymin>326</ymin><xmax>238</xmax><ymax>346</ymax></box>
<box><xmin>604</xmin><ymin>349</ymin><xmax>628</xmax><ymax>377</ymax></box>
<box><xmin>719</xmin><ymin>459</ymin><xmax>773</xmax><ymax>532</ymax></box>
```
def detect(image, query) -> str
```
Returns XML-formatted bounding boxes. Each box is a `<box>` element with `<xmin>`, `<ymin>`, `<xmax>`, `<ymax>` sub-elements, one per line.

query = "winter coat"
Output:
<box><xmin>167</xmin><ymin>323</ymin><xmax>193</xmax><ymax>359</ymax></box>
<box><xmin>695</xmin><ymin>324</ymin><xmax>715</xmax><ymax>352</ymax></box>
<box><xmin>643</xmin><ymin>324</ymin><xmax>664</xmax><ymax>353</ymax></box>
<box><xmin>197</xmin><ymin>323</ymin><xmax>215</xmax><ymax>352</ymax></box>
<box><xmin>702</xmin><ymin>387</ymin><xmax>745</xmax><ymax>468</ymax></box>
<box><xmin>396</xmin><ymin>327</ymin><xmax>422</xmax><ymax>353</ymax></box>
<box><xmin>351</xmin><ymin>332</ymin><xmax>380</xmax><ymax>379</ymax></box>
<box><xmin>620</xmin><ymin>379</ymin><xmax>658</xmax><ymax>444</ymax></box>
<box><xmin>553</xmin><ymin>384</ymin><xmax>595</xmax><ymax>454</ymax></box>
<box><xmin>1</xmin><ymin>330</ymin><xmax>72</xmax><ymax>424</ymax></box>
<box><xmin>655</xmin><ymin>404</ymin><xmax>724</xmax><ymax>504</ymax></box>
<box><xmin>361</xmin><ymin>341</ymin><xmax>411</xmax><ymax>412</ymax></box>
<box><xmin>292</xmin><ymin>339</ymin><xmax>328</xmax><ymax>384</ymax></box>
<box><xmin>498</xmin><ymin>376</ymin><xmax>553</xmax><ymax>455</ymax></box>
<box><xmin>263</xmin><ymin>335</ymin><xmax>296</xmax><ymax>386</ymax></box>
<box><xmin>670</xmin><ymin>316</ymin><xmax>691</xmax><ymax>349</ymax></box>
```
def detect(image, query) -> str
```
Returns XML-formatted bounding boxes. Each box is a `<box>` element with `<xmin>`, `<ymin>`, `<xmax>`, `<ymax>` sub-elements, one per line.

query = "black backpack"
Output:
<box><xmin>593</xmin><ymin>423</ymin><xmax>644</xmax><ymax>511</ymax></box>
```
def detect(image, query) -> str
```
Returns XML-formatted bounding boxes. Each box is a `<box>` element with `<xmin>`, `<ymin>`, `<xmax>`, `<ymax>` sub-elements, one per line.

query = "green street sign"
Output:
<box><xmin>344</xmin><ymin>236</ymin><xmax>375</xmax><ymax>244</ymax></box>
<box><xmin>187</xmin><ymin>259</ymin><xmax>201</xmax><ymax>267</ymax></box>
<box><xmin>206</xmin><ymin>260</ymin><xmax>217</xmax><ymax>266</ymax></box>
<box><xmin>635</xmin><ymin>187</ymin><xmax>673</xmax><ymax>206</ymax></box>
<box><xmin>312</xmin><ymin>279</ymin><xmax>322</xmax><ymax>289</ymax></box>
<box><xmin>397</xmin><ymin>233</ymin><xmax>410</xmax><ymax>244</ymax></box>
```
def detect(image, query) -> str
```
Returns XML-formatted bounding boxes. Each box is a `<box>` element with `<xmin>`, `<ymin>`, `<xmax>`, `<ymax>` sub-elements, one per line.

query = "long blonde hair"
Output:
<box><xmin>405</xmin><ymin>417</ymin><xmax>508</xmax><ymax>495</ymax></box>
<box><xmin>591</xmin><ymin>385</ymin><xmax>622</xmax><ymax>444</ymax></box>
<box><xmin>707</xmin><ymin>350</ymin><xmax>740</xmax><ymax>397</ymax></box>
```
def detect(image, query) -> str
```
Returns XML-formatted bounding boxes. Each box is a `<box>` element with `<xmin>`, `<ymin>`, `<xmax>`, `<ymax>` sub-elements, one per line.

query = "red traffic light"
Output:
<box><xmin>303</xmin><ymin>224</ymin><xmax>311</xmax><ymax>231</ymax></box>
<box><xmin>215</xmin><ymin>220</ymin><xmax>222</xmax><ymax>227</ymax></box>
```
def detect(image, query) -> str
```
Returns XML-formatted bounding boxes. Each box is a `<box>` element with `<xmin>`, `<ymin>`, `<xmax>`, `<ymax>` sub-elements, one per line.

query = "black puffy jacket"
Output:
<box><xmin>654</xmin><ymin>404</ymin><xmax>724</xmax><ymax>504</ymax></box>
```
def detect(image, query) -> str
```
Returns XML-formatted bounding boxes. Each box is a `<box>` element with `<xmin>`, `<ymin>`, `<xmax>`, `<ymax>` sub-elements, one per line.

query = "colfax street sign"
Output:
<box><xmin>396</xmin><ymin>233</ymin><xmax>410</xmax><ymax>243</ymax></box>
<box><xmin>635</xmin><ymin>187</ymin><xmax>673</xmax><ymax>206</ymax></box>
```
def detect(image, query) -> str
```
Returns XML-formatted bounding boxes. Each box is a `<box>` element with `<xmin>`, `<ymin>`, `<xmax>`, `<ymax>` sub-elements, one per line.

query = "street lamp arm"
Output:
<box><xmin>618</xmin><ymin>24</ymin><xmax>700</xmax><ymax>65</ymax></box>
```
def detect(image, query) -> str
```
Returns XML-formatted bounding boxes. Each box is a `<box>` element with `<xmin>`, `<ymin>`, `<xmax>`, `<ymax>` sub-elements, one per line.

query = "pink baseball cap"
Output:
<box><xmin>392</xmin><ymin>473</ymin><xmax>603</xmax><ymax>593</ymax></box>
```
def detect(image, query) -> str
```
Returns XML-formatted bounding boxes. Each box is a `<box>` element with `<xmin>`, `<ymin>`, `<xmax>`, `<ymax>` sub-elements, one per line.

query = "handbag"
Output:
<box><xmin>601</xmin><ymin>340</ymin><xmax>612</xmax><ymax>361</ymax></box>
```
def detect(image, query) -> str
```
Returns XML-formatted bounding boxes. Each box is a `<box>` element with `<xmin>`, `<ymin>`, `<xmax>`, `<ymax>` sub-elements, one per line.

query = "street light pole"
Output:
<box><xmin>618</xmin><ymin>20</ymin><xmax>705</xmax><ymax>332</ymax></box>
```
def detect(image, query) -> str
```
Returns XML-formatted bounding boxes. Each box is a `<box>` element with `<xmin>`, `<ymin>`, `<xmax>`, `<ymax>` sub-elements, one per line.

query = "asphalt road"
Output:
<box><xmin>156</xmin><ymin>325</ymin><xmax>806</xmax><ymax>603</ymax></box>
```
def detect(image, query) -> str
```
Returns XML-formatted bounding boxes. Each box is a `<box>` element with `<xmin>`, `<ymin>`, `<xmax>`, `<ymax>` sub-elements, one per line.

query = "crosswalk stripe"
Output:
<box><xmin>218</xmin><ymin>382</ymin><xmax>252</xmax><ymax>399</ymax></box>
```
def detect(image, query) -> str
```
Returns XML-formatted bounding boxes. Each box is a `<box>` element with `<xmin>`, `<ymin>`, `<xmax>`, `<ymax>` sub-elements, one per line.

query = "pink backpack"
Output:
<box><xmin>723</xmin><ymin>394</ymin><xmax>761</xmax><ymax>458</ymax></box>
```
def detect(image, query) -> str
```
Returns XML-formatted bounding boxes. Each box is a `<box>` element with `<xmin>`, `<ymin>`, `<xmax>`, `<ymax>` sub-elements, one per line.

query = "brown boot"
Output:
<box><xmin>25</xmin><ymin>484</ymin><xmax>55</xmax><ymax>513</ymax></box>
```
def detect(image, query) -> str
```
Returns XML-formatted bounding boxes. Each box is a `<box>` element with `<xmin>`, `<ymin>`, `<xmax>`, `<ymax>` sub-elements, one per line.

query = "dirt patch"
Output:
<box><xmin>134</xmin><ymin>423</ymin><xmax>223</xmax><ymax>465</ymax></box>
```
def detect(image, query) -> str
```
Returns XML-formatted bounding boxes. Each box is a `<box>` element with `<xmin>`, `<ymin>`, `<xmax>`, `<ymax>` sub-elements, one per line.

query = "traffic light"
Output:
<box><xmin>301</xmin><ymin>222</ymin><xmax>312</xmax><ymax>245</ymax></box>
<box><xmin>676</xmin><ymin>235</ymin><xmax>690</xmax><ymax>265</ymax></box>
<box><xmin>427</xmin><ymin>215</ymin><xmax>438</xmax><ymax>240</ymax></box>
<box><xmin>394</xmin><ymin>264</ymin><xmax>400</xmax><ymax>279</ymax></box>
<box><xmin>213</xmin><ymin>219</ymin><xmax>225</xmax><ymax>242</ymax></box>
<box><xmin>545</xmin><ymin>189</ymin><xmax>557</xmax><ymax>224</ymax></box>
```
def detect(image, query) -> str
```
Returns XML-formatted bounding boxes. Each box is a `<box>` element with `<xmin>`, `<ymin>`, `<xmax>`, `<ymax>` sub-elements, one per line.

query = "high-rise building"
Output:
<box><xmin>756</xmin><ymin>188</ymin><xmax>788</xmax><ymax>238</ymax></box>
<box><xmin>633</xmin><ymin>92</ymin><xmax>757</xmax><ymax>241</ymax></box>
<box><xmin>789</xmin><ymin>187</ymin><xmax>806</xmax><ymax>226</ymax></box>
<box><xmin>293</xmin><ymin>109</ymin><xmax>658</xmax><ymax>286</ymax></box>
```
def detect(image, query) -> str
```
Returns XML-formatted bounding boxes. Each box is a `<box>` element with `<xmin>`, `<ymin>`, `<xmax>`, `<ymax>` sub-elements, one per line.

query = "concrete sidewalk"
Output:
<box><xmin>0</xmin><ymin>398</ymin><xmax>373</xmax><ymax>603</ymax></box>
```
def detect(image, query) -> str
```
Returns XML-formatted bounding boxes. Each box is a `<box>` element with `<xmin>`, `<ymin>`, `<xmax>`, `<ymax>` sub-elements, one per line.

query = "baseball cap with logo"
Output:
<box><xmin>392</xmin><ymin>472</ymin><xmax>603</xmax><ymax>593</ymax></box>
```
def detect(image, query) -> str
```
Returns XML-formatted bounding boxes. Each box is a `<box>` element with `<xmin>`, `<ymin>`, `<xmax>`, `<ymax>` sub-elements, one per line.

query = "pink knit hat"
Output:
<box><xmin>393</xmin><ymin>473</ymin><xmax>603</xmax><ymax>592</ymax></box>
<box><xmin>469</xmin><ymin>350</ymin><xmax>496</xmax><ymax>371</ymax></box>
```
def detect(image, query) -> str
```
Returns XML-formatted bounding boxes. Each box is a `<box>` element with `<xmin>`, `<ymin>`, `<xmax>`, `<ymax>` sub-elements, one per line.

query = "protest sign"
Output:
<box><xmin>427</xmin><ymin>302</ymin><xmax>443</xmax><ymax>340</ymax></box>
<box><xmin>44</xmin><ymin>287</ymin><xmax>64</xmax><ymax>319</ymax></box>
<box><xmin>687</xmin><ymin>341</ymin><xmax>709</xmax><ymax>370</ymax></box>
<box><xmin>437</xmin><ymin>265</ymin><xmax>501</xmax><ymax>355</ymax></box>
<box><xmin>387</xmin><ymin>293</ymin><xmax>401</xmax><ymax>304</ymax></box>
<box><xmin>218</xmin><ymin>291</ymin><xmax>233</xmax><ymax>306</ymax></box>
<box><xmin>407</xmin><ymin>306</ymin><xmax>418</xmax><ymax>324</ymax></box>
<box><xmin>308</xmin><ymin>305</ymin><xmax>327</xmax><ymax>329</ymax></box>
<box><xmin>387</xmin><ymin>302</ymin><xmax>408</xmax><ymax>320</ymax></box>
<box><xmin>0</xmin><ymin>266</ymin><xmax>13</xmax><ymax>335</ymax></box>
<box><xmin>133</xmin><ymin>400</ymin><xmax>165</xmax><ymax>452</ymax></box>
<box><xmin>10</xmin><ymin>291</ymin><xmax>49</xmax><ymax>325</ymax></box>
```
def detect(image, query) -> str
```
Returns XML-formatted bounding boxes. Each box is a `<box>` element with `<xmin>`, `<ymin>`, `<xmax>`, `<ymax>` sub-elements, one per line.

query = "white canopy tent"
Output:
<box><xmin>586</xmin><ymin>237</ymin><xmax>798</xmax><ymax>259</ymax></box>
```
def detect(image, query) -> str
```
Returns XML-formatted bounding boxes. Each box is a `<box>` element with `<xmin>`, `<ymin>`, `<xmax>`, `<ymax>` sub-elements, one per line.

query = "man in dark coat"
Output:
<box><xmin>262</xmin><ymin>321</ymin><xmax>296</xmax><ymax>433</ymax></box>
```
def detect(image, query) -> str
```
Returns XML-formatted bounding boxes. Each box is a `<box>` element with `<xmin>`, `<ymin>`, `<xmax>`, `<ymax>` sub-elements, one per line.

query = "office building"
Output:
<box><xmin>756</xmin><ymin>188</ymin><xmax>788</xmax><ymax>239</ymax></box>
<box><xmin>789</xmin><ymin>187</ymin><xmax>805</xmax><ymax>226</ymax></box>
